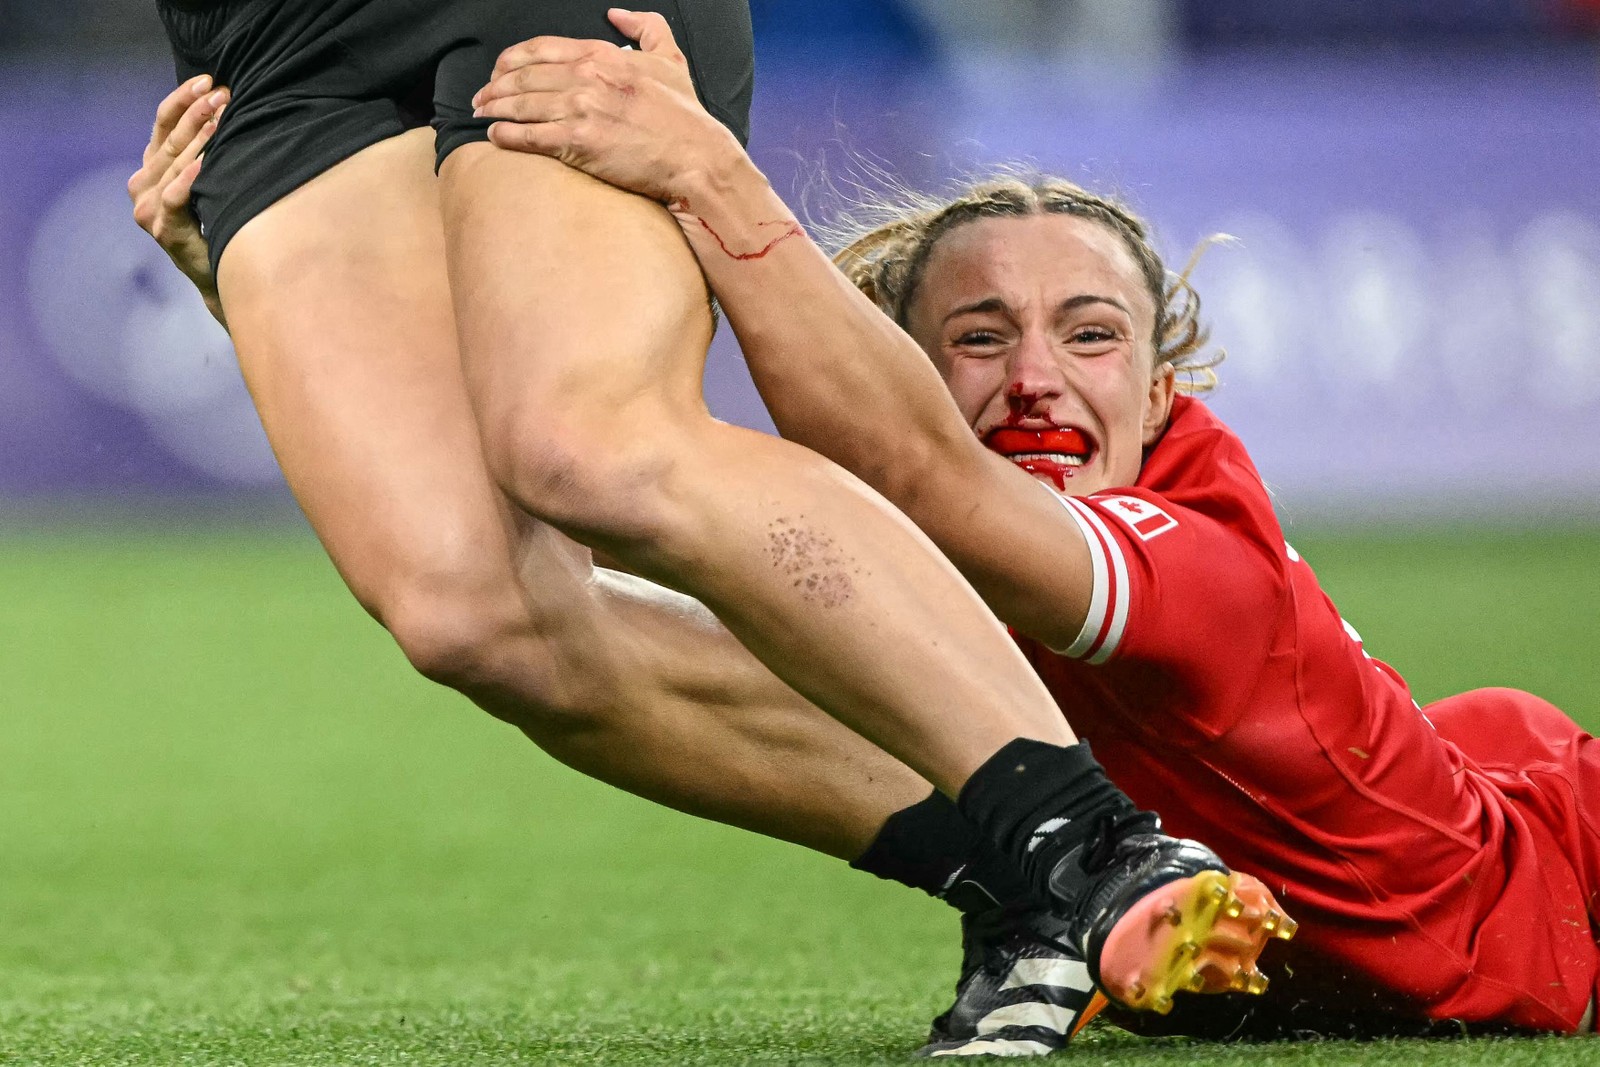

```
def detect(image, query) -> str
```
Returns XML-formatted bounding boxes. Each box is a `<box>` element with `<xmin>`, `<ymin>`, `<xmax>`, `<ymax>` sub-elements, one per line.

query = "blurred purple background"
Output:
<box><xmin>2</xmin><ymin>1</ymin><xmax>1597</xmax><ymax>518</ymax></box>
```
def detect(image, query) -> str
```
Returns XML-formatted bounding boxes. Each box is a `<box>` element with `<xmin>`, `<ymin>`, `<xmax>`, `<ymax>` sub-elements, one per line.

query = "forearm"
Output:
<box><xmin>664</xmin><ymin>162</ymin><xmax>1095</xmax><ymax>642</ymax></box>
<box><xmin>670</xmin><ymin>155</ymin><xmax>988</xmax><ymax>507</ymax></box>
<box><xmin>470</xmin><ymin>22</ymin><xmax>1098</xmax><ymax>646</ymax></box>
<box><xmin>473</xmin><ymin>24</ymin><xmax>984</xmax><ymax>505</ymax></box>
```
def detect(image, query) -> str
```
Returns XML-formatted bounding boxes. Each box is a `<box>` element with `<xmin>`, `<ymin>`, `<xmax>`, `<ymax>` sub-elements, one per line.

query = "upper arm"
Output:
<box><xmin>892</xmin><ymin>444</ymin><xmax>1100</xmax><ymax>652</ymax></box>
<box><xmin>900</xmin><ymin>453</ymin><xmax>1285</xmax><ymax>674</ymax></box>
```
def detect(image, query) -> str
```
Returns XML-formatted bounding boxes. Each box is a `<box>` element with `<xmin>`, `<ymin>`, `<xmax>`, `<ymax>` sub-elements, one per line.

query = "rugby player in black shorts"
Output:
<box><xmin>133</xmin><ymin>3</ymin><xmax>1291</xmax><ymax>1037</ymax></box>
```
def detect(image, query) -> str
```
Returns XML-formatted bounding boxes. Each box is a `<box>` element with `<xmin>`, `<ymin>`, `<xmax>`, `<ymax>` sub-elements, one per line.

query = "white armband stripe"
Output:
<box><xmin>1049</xmin><ymin>491</ymin><xmax>1110</xmax><ymax>658</ymax></box>
<box><xmin>1064</xmin><ymin>497</ymin><xmax>1130</xmax><ymax>664</ymax></box>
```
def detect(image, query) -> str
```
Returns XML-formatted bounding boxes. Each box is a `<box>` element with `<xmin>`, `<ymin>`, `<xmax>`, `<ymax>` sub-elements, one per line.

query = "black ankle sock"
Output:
<box><xmin>850</xmin><ymin>790</ymin><xmax>1042</xmax><ymax>914</ymax></box>
<box><xmin>955</xmin><ymin>738</ymin><xmax>1138</xmax><ymax>897</ymax></box>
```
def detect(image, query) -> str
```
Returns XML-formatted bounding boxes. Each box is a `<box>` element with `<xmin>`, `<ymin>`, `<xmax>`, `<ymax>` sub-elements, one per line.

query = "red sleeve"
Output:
<box><xmin>1044</xmin><ymin>486</ymin><xmax>1286</xmax><ymax>678</ymax></box>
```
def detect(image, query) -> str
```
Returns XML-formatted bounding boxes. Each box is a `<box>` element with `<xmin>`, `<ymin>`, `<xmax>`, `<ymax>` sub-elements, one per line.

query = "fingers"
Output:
<box><xmin>148</xmin><ymin>74</ymin><xmax>210</xmax><ymax>161</ymax></box>
<box><xmin>130</xmin><ymin>88</ymin><xmax>227</xmax><ymax>205</ymax></box>
<box><xmin>143</xmin><ymin>84</ymin><xmax>229</xmax><ymax>178</ymax></box>
<box><xmin>164</xmin><ymin>90</ymin><xmax>227</xmax><ymax>166</ymax></box>
<box><xmin>490</xmin><ymin>34</ymin><xmax>616</xmax><ymax>82</ymax></box>
<box><xmin>131</xmin><ymin>97</ymin><xmax>221</xmax><ymax>243</ymax></box>
<box><xmin>607</xmin><ymin>8</ymin><xmax>685</xmax><ymax>61</ymax></box>
<box><xmin>162</xmin><ymin>158</ymin><xmax>206</xmax><ymax>215</ymax></box>
<box><xmin>474</xmin><ymin>89</ymin><xmax>570</xmax><ymax>125</ymax></box>
<box><xmin>473</xmin><ymin>61</ymin><xmax>581</xmax><ymax>109</ymax></box>
<box><xmin>158</xmin><ymin>104</ymin><xmax>221</xmax><ymax>197</ymax></box>
<box><xmin>477</xmin><ymin>17</ymin><xmax>688</xmax><ymax>130</ymax></box>
<box><xmin>486</xmin><ymin>119</ymin><xmax>573</xmax><ymax>160</ymax></box>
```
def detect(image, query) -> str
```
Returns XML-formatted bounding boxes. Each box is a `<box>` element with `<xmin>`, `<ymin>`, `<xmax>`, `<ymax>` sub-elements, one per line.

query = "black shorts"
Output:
<box><xmin>156</xmin><ymin>0</ymin><xmax>754</xmax><ymax>278</ymax></box>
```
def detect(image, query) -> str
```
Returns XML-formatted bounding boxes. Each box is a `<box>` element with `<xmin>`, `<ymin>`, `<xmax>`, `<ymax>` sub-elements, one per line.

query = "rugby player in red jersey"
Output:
<box><xmin>468</xmin><ymin>13</ymin><xmax>1600</xmax><ymax>1040</ymax></box>
<box><xmin>134</xmin><ymin>14</ymin><xmax>1595</xmax><ymax>1050</ymax></box>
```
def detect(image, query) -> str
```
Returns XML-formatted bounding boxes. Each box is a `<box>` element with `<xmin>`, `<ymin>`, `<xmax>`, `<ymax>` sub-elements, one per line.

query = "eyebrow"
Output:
<box><xmin>943</xmin><ymin>293</ymin><xmax>1133</xmax><ymax>324</ymax></box>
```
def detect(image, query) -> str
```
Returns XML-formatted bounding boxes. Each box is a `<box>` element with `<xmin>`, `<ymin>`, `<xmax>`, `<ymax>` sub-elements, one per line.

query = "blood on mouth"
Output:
<box><xmin>983</xmin><ymin>426</ymin><xmax>1092</xmax><ymax>492</ymax></box>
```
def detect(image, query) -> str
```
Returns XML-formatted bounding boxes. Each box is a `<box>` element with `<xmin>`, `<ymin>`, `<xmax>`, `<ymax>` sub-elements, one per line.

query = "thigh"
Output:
<box><xmin>1430</xmin><ymin>688</ymin><xmax>1600</xmax><ymax>916</ymax></box>
<box><xmin>214</xmin><ymin>128</ymin><xmax>529</xmax><ymax>619</ymax></box>
<box><xmin>439</xmin><ymin>142</ymin><xmax>715</xmax><ymax>438</ymax></box>
<box><xmin>160</xmin><ymin>0</ymin><xmax>453</xmax><ymax>280</ymax></box>
<box><xmin>431</xmin><ymin>0</ymin><xmax>753</xmax><ymax>445</ymax></box>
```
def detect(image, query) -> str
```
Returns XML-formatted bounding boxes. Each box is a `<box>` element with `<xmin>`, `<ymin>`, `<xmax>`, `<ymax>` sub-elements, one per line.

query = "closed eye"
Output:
<box><xmin>1070</xmin><ymin>327</ymin><xmax>1118</xmax><ymax>344</ymax></box>
<box><xmin>956</xmin><ymin>331</ymin><xmax>1006</xmax><ymax>347</ymax></box>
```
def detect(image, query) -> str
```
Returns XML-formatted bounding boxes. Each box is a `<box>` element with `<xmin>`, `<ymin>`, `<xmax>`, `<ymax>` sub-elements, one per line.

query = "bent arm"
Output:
<box><xmin>670</xmin><ymin>157</ymin><xmax>1098</xmax><ymax>650</ymax></box>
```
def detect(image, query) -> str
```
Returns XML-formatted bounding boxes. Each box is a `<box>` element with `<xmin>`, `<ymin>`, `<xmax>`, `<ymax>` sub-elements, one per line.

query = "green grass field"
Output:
<box><xmin>1</xmin><ymin>521</ymin><xmax>1597</xmax><ymax>1065</ymax></box>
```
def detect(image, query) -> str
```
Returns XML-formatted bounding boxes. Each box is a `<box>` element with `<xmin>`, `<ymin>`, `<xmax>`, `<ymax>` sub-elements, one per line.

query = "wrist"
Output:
<box><xmin>669</xmin><ymin>150</ymin><xmax>801</xmax><ymax>263</ymax></box>
<box><xmin>672</xmin><ymin>131</ymin><xmax>760</xmax><ymax>205</ymax></box>
<box><xmin>673</xmin><ymin>140</ymin><xmax>775</xmax><ymax>219</ymax></box>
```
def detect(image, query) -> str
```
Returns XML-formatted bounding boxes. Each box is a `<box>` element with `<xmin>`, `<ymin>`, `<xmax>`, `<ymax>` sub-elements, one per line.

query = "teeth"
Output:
<box><xmin>1008</xmin><ymin>452</ymin><xmax>1087</xmax><ymax>466</ymax></box>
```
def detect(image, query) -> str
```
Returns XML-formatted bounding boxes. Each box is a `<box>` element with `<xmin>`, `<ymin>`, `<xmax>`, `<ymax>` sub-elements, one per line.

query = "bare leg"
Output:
<box><xmin>583</xmin><ymin>567</ymin><xmax>934</xmax><ymax>858</ymax></box>
<box><xmin>441</xmin><ymin>148</ymin><xmax>1075</xmax><ymax>796</ymax></box>
<box><xmin>214</xmin><ymin>129</ymin><xmax>927</xmax><ymax>859</ymax></box>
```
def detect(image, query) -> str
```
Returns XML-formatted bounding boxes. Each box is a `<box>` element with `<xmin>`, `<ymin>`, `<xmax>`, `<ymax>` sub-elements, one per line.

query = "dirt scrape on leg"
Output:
<box><xmin>767</xmin><ymin>516</ymin><xmax>856</xmax><ymax>609</ymax></box>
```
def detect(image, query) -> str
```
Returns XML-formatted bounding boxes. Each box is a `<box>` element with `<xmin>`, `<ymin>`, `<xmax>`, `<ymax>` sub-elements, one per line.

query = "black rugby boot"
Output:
<box><xmin>917</xmin><ymin>907</ymin><xmax>1107</xmax><ymax>1058</ymax></box>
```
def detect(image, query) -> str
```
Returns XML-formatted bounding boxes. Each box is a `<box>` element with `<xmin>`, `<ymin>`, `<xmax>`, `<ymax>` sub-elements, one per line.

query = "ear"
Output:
<box><xmin>1141</xmin><ymin>362</ymin><xmax>1177</xmax><ymax>446</ymax></box>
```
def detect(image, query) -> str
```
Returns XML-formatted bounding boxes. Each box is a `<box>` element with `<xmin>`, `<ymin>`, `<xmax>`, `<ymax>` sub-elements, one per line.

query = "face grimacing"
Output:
<box><xmin>904</xmin><ymin>213</ymin><xmax>1177</xmax><ymax>496</ymax></box>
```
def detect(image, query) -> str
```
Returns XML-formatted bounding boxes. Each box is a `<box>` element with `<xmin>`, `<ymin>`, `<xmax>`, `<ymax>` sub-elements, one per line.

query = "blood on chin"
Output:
<box><xmin>1013</xmin><ymin>457</ymin><xmax>1079</xmax><ymax>492</ymax></box>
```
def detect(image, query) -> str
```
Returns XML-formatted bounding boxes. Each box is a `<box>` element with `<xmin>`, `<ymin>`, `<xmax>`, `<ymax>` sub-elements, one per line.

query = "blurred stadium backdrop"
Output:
<box><xmin>2</xmin><ymin>4</ymin><xmax>1599</xmax><ymax>1065</ymax></box>
<box><xmin>2</xmin><ymin>0</ymin><xmax>1599</xmax><ymax>517</ymax></box>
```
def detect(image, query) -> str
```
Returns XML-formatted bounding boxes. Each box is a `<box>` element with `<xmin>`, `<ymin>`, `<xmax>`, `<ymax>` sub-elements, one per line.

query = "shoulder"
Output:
<box><xmin>1038</xmin><ymin>402</ymin><xmax>1292</xmax><ymax>665</ymax></box>
<box><xmin>1138</xmin><ymin>397</ymin><xmax>1286</xmax><ymax>563</ymax></box>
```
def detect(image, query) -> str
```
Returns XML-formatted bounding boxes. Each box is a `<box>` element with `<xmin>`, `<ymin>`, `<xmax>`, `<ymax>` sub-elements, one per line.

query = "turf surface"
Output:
<box><xmin>1</xmin><ymin>521</ymin><xmax>1596</xmax><ymax>1065</ymax></box>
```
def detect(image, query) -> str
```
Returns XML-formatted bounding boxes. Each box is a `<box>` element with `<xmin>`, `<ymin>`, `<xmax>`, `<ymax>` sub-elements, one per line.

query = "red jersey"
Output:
<box><xmin>1012</xmin><ymin>396</ymin><xmax>1597</xmax><ymax>1032</ymax></box>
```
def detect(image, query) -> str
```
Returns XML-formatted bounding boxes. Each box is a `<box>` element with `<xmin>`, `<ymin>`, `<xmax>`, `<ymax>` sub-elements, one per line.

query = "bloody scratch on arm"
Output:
<box><xmin>675</xmin><ymin>199</ymin><xmax>803</xmax><ymax>261</ymax></box>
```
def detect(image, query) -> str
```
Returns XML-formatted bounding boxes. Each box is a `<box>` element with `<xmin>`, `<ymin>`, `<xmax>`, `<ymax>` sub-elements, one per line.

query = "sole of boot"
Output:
<box><xmin>1094</xmin><ymin>870</ymin><xmax>1296</xmax><ymax>1014</ymax></box>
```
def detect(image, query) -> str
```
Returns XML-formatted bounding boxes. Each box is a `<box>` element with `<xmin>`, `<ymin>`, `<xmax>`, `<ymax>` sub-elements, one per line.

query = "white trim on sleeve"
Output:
<box><xmin>1044</xmin><ymin>488</ymin><xmax>1131</xmax><ymax>663</ymax></box>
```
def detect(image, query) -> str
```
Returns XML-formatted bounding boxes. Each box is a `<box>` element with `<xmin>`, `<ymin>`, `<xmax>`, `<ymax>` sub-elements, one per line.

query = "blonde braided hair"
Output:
<box><xmin>827</xmin><ymin>175</ymin><xmax>1223</xmax><ymax>394</ymax></box>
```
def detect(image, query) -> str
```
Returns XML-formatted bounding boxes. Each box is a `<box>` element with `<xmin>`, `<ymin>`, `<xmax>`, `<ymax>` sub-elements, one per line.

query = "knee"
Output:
<box><xmin>383</xmin><ymin>582</ymin><xmax>523</xmax><ymax>693</ymax></box>
<box><xmin>376</xmin><ymin>568</ymin><xmax>614</xmax><ymax>732</ymax></box>
<box><xmin>479</xmin><ymin>404</ymin><xmax>690</xmax><ymax>548</ymax></box>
